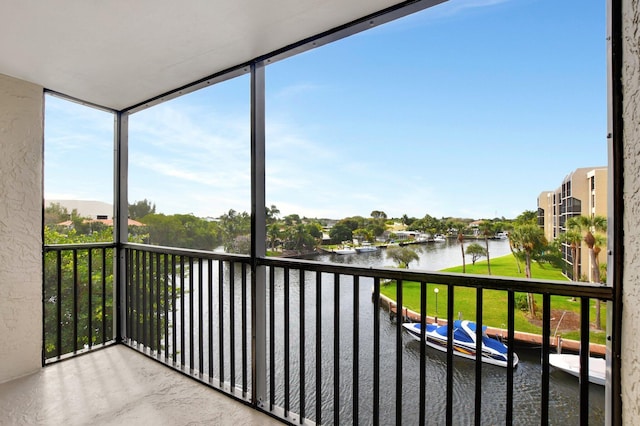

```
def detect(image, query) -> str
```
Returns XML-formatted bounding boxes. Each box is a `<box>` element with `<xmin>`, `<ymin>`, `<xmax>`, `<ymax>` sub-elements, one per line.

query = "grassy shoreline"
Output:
<box><xmin>379</xmin><ymin>254</ymin><xmax>607</xmax><ymax>345</ymax></box>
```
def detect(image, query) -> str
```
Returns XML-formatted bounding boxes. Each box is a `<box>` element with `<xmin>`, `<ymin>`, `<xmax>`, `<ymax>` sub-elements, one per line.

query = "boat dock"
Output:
<box><xmin>383</xmin><ymin>295</ymin><xmax>606</xmax><ymax>356</ymax></box>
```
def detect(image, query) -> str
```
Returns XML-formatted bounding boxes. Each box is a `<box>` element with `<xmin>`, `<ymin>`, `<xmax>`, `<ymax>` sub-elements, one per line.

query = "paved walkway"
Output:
<box><xmin>0</xmin><ymin>345</ymin><xmax>283</xmax><ymax>426</ymax></box>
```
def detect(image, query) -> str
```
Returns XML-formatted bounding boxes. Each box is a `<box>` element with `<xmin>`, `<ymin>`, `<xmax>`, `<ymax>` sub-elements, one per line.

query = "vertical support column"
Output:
<box><xmin>250</xmin><ymin>61</ymin><xmax>267</xmax><ymax>406</ymax></box>
<box><xmin>114</xmin><ymin>111</ymin><xmax>129</xmax><ymax>343</ymax></box>
<box><xmin>606</xmin><ymin>0</ymin><xmax>623</xmax><ymax>422</ymax></box>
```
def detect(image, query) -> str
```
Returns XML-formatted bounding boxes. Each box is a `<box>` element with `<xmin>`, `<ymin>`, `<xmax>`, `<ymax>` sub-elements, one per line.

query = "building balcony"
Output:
<box><xmin>0</xmin><ymin>345</ymin><xmax>280</xmax><ymax>426</ymax></box>
<box><xmin>29</xmin><ymin>242</ymin><xmax>614</xmax><ymax>425</ymax></box>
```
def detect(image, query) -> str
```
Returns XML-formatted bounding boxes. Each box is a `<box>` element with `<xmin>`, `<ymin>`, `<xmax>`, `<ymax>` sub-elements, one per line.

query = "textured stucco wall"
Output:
<box><xmin>0</xmin><ymin>73</ymin><xmax>43</xmax><ymax>383</ymax></box>
<box><xmin>622</xmin><ymin>0</ymin><xmax>640</xmax><ymax>421</ymax></box>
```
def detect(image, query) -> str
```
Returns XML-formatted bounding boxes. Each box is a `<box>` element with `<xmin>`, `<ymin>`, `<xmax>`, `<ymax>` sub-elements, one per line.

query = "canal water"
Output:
<box><xmin>315</xmin><ymin>237</ymin><xmax>514</xmax><ymax>270</ymax></box>
<box><xmin>171</xmin><ymin>239</ymin><xmax>605</xmax><ymax>425</ymax></box>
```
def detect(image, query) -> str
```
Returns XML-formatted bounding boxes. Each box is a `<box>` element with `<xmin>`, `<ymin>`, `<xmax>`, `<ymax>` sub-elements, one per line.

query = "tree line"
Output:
<box><xmin>44</xmin><ymin>200</ymin><xmax>608</xmax><ymax>354</ymax></box>
<box><xmin>44</xmin><ymin>201</ymin><xmax>516</xmax><ymax>254</ymax></box>
<box><xmin>45</xmin><ymin>201</ymin><xmax>606</xmax><ymax>289</ymax></box>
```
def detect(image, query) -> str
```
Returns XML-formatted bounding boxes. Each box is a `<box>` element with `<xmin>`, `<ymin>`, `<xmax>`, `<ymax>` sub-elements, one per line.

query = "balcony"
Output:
<box><xmin>563</xmin><ymin>197</ymin><xmax>583</xmax><ymax>216</ymax></box>
<box><xmin>0</xmin><ymin>345</ymin><xmax>280</xmax><ymax>425</ymax></box>
<box><xmin>0</xmin><ymin>0</ymin><xmax>632</xmax><ymax>424</ymax></box>
<box><xmin>35</xmin><ymin>242</ymin><xmax>613</xmax><ymax>425</ymax></box>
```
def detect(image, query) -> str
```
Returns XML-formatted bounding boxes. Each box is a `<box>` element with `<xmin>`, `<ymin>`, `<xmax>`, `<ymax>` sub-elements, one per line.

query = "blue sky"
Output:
<box><xmin>45</xmin><ymin>0</ymin><xmax>607</xmax><ymax>221</ymax></box>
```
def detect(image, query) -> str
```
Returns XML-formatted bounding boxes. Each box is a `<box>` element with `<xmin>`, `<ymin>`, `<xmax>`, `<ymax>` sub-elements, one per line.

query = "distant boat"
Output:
<box><xmin>433</xmin><ymin>234</ymin><xmax>446</xmax><ymax>242</ymax></box>
<box><xmin>355</xmin><ymin>242</ymin><xmax>378</xmax><ymax>253</ymax></box>
<box><xmin>403</xmin><ymin>320</ymin><xmax>518</xmax><ymax>368</ymax></box>
<box><xmin>549</xmin><ymin>353</ymin><xmax>606</xmax><ymax>386</ymax></box>
<box><xmin>494</xmin><ymin>232</ymin><xmax>508</xmax><ymax>240</ymax></box>
<box><xmin>333</xmin><ymin>246</ymin><xmax>357</xmax><ymax>255</ymax></box>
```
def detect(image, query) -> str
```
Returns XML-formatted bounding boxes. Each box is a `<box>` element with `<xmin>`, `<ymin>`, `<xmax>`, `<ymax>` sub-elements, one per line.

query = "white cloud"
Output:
<box><xmin>448</xmin><ymin>0</ymin><xmax>510</xmax><ymax>10</ymax></box>
<box><xmin>44</xmin><ymin>95</ymin><xmax>115</xmax><ymax>204</ymax></box>
<box><xmin>423</xmin><ymin>0</ymin><xmax>512</xmax><ymax>18</ymax></box>
<box><xmin>123</xmin><ymin>100</ymin><xmax>254</xmax><ymax>216</ymax></box>
<box><xmin>44</xmin><ymin>86</ymin><xmax>534</xmax><ymax>221</ymax></box>
<box><xmin>271</xmin><ymin>82</ymin><xmax>324</xmax><ymax>100</ymax></box>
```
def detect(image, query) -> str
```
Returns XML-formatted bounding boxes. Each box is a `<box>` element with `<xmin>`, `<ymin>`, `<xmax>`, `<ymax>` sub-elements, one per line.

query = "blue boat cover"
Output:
<box><xmin>434</xmin><ymin>323</ymin><xmax>473</xmax><ymax>343</ymax></box>
<box><xmin>409</xmin><ymin>323</ymin><xmax>438</xmax><ymax>333</ymax></box>
<box><xmin>460</xmin><ymin>320</ymin><xmax>488</xmax><ymax>335</ymax></box>
<box><xmin>482</xmin><ymin>336</ymin><xmax>507</xmax><ymax>354</ymax></box>
<box><xmin>411</xmin><ymin>320</ymin><xmax>509</xmax><ymax>358</ymax></box>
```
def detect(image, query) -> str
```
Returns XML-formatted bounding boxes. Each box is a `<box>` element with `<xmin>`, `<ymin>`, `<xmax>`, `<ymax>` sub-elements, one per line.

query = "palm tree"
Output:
<box><xmin>592</xmin><ymin>233</ymin><xmax>607</xmax><ymax>330</ymax></box>
<box><xmin>479</xmin><ymin>220</ymin><xmax>494</xmax><ymax>275</ymax></box>
<box><xmin>509</xmin><ymin>224</ymin><xmax>546</xmax><ymax>278</ymax></box>
<box><xmin>266</xmin><ymin>205</ymin><xmax>280</xmax><ymax>224</ymax></box>
<box><xmin>558</xmin><ymin>229</ymin><xmax>583</xmax><ymax>302</ymax></box>
<box><xmin>267</xmin><ymin>223</ymin><xmax>281</xmax><ymax>251</ymax></box>
<box><xmin>508</xmin><ymin>237</ymin><xmax>522</xmax><ymax>273</ymax></box>
<box><xmin>457</xmin><ymin>232</ymin><xmax>466</xmax><ymax>273</ymax></box>
<box><xmin>566</xmin><ymin>215</ymin><xmax>608</xmax><ymax>329</ymax></box>
<box><xmin>566</xmin><ymin>215</ymin><xmax>607</xmax><ymax>283</ymax></box>
<box><xmin>559</xmin><ymin>229</ymin><xmax>583</xmax><ymax>281</ymax></box>
<box><xmin>592</xmin><ymin>233</ymin><xmax>607</xmax><ymax>282</ymax></box>
<box><xmin>496</xmin><ymin>219</ymin><xmax>521</xmax><ymax>273</ymax></box>
<box><xmin>509</xmin><ymin>223</ymin><xmax>548</xmax><ymax>317</ymax></box>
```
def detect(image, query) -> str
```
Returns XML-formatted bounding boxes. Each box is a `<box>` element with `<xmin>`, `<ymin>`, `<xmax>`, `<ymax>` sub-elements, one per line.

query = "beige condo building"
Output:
<box><xmin>537</xmin><ymin>167</ymin><xmax>608</xmax><ymax>281</ymax></box>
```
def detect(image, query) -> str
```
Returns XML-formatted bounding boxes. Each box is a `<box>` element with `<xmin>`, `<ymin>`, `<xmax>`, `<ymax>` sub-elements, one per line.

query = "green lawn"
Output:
<box><xmin>380</xmin><ymin>254</ymin><xmax>607</xmax><ymax>345</ymax></box>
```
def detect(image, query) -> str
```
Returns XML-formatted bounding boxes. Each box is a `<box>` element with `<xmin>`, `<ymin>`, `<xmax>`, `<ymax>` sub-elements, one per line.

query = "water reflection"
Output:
<box><xmin>315</xmin><ymin>238</ymin><xmax>513</xmax><ymax>271</ymax></box>
<box><xmin>168</xmin><ymin>239</ymin><xmax>605</xmax><ymax>425</ymax></box>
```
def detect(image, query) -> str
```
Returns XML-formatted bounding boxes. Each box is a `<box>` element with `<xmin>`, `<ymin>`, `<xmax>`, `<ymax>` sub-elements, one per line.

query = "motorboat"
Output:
<box><xmin>549</xmin><ymin>353</ymin><xmax>606</xmax><ymax>386</ymax></box>
<box><xmin>415</xmin><ymin>234</ymin><xmax>429</xmax><ymax>243</ymax></box>
<box><xmin>355</xmin><ymin>242</ymin><xmax>378</xmax><ymax>253</ymax></box>
<box><xmin>333</xmin><ymin>246</ymin><xmax>357</xmax><ymax>255</ymax></box>
<box><xmin>402</xmin><ymin>319</ymin><xmax>518</xmax><ymax>368</ymax></box>
<box><xmin>433</xmin><ymin>234</ymin><xmax>446</xmax><ymax>242</ymax></box>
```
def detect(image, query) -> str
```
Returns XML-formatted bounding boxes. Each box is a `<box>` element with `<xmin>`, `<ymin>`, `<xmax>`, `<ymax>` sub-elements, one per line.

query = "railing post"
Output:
<box><xmin>250</xmin><ymin>60</ymin><xmax>267</xmax><ymax>407</ymax></box>
<box><xmin>114</xmin><ymin>111</ymin><xmax>129</xmax><ymax>343</ymax></box>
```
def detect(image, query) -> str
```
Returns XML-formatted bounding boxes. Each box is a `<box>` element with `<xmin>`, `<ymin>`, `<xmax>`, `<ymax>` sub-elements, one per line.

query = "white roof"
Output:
<box><xmin>0</xmin><ymin>1</ymin><xmax>444</xmax><ymax>110</ymax></box>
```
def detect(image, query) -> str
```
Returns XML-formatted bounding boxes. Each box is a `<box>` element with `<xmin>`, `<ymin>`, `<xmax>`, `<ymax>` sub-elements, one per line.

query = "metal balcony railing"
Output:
<box><xmin>43</xmin><ymin>243</ymin><xmax>117</xmax><ymax>362</ymax></box>
<box><xmin>43</xmin><ymin>242</ymin><xmax>614</xmax><ymax>425</ymax></box>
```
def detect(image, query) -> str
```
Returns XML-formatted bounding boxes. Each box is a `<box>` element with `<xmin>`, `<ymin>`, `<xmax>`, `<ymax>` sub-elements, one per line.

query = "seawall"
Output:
<box><xmin>378</xmin><ymin>292</ymin><xmax>606</xmax><ymax>356</ymax></box>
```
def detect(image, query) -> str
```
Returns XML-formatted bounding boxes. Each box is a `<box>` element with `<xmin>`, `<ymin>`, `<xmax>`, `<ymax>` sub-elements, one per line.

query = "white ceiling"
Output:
<box><xmin>0</xmin><ymin>0</ymin><xmax>441</xmax><ymax>110</ymax></box>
